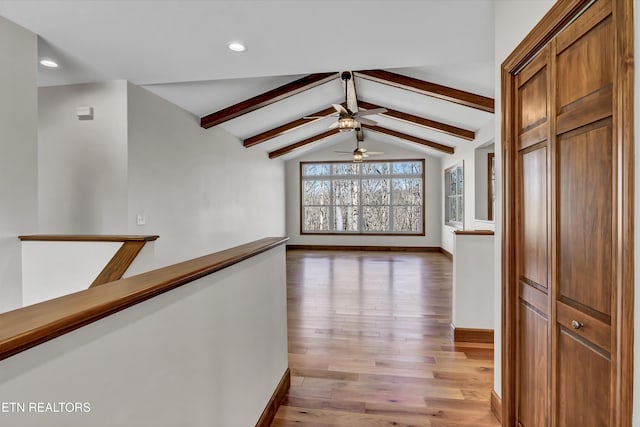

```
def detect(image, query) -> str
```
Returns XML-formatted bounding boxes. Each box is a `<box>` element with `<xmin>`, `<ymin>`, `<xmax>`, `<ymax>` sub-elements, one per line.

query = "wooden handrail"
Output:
<box><xmin>0</xmin><ymin>236</ymin><xmax>288</xmax><ymax>361</ymax></box>
<box><xmin>19</xmin><ymin>235</ymin><xmax>159</xmax><ymax>242</ymax></box>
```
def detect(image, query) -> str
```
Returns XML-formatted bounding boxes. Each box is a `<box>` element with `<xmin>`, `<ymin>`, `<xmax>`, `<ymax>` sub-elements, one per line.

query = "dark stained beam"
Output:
<box><xmin>358</xmin><ymin>101</ymin><xmax>475</xmax><ymax>141</ymax></box>
<box><xmin>243</xmin><ymin>106</ymin><xmax>336</xmax><ymax>147</ymax></box>
<box><xmin>354</xmin><ymin>70</ymin><xmax>494</xmax><ymax>113</ymax></box>
<box><xmin>268</xmin><ymin>129</ymin><xmax>340</xmax><ymax>159</ymax></box>
<box><xmin>362</xmin><ymin>125</ymin><xmax>454</xmax><ymax>155</ymax></box>
<box><xmin>200</xmin><ymin>72</ymin><xmax>338</xmax><ymax>128</ymax></box>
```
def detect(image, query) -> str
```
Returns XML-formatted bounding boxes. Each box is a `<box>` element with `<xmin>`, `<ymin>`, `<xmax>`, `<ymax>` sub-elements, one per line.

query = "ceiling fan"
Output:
<box><xmin>306</xmin><ymin>71</ymin><xmax>387</xmax><ymax>132</ymax></box>
<box><xmin>335</xmin><ymin>133</ymin><xmax>384</xmax><ymax>163</ymax></box>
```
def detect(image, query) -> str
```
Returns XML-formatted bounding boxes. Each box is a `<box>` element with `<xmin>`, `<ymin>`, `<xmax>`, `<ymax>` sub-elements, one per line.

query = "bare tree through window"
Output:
<box><xmin>301</xmin><ymin>160</ymin><xmax>424</xmax><ymax>235</ymax></box>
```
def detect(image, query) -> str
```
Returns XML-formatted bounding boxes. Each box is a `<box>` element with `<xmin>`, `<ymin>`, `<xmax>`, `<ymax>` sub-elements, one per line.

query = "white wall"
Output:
<box><xmin>452</xmin><ymin>233</ymin><xmax>494</xmax><ymax>329</ymax></box>
<box><xmin>38</xmin><ymin>81</ymin><xmax>128</xmax><ymax>234</ymax></box>
<box><xmin>493</xmin><ymin>0</ymin><xmax>557</xmax><ymax>398</ymax></box>
<box><xmin>285</xmin><ymin>137</ymin><xmax>441</xmax><ymax>248</ymax></box>
<box><xmin>0</xmin><ymin>244</ymin><xmax>288</xmax><ymax>427</ymax></box>
<box><xmin>441</xmin><ymin>120</ymin><xmax>495</xmax><ymax>254</ymax></box>
<box><xmin>21</xmin><ymin>241</ymin><xmax>122</xmax><ymax>306</ymax></box>
<box><xmin>126</xmin><ymin>83</ymin><xmax>286</xmax><ymax>267</ymax></box>
<box><xmin>35</xmin><ymin>80</ymin><xmax>286</xmax><ymax>269</ymax></box>
<box><xmin>0</xmin><ymin>16</ymin><xmax>38</xmax><ymax>313</ymax></box>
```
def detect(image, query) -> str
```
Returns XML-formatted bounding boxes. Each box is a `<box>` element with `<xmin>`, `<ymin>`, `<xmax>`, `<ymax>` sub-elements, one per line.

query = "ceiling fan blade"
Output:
<box><xmin>362</xmin><ymin>153</ymin><xmax>370</xmax><ymax>158</ymax></box>
<box><xmin>365</xmin><ymin>151</ymin><xmax>384</xmax><ymax>155</ymax></box>
<box><xmin>328</xmin><ymin>121</ymin><xmax>340</xmax><ymax>129</ymax></box>
<box><xmin>334</xmin><ymin>151</ymin><xmax>353</xmax><ymax>154</ymax></box>
<box><xmin>355</xmin><ymin>108</ymin><xmax>387</xmax><ymax>117</ymax></box>
<box><xmin>332</xmin><ymin>104</ymin><xmax>348</xmax><ymax>115</ymax></box>
<box><xmin>355</xmin><ymin>117</ymin><xmax>378</xmax><ymax>126</ymax></box>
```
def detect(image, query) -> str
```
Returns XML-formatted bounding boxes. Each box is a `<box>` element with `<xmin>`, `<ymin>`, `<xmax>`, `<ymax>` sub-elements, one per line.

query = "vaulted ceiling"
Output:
<box><xmin>0</xmin><ymin>0</ymin><xmax>496</xmax><ymax>160</ymax></box>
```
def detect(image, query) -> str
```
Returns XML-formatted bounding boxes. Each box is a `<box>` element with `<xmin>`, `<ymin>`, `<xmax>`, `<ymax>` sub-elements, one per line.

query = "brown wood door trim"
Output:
<box><xmin>501</xmin><ymin>0</ymin><xmax>634</xmax><ymax>426</ymax></box>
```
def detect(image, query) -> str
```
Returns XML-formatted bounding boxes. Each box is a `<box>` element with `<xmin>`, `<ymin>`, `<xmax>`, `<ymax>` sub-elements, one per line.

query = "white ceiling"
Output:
<box><xmin>0</xmin><ymin>0</ymin><xmax>496</xmax><ymax>160</ymax></box>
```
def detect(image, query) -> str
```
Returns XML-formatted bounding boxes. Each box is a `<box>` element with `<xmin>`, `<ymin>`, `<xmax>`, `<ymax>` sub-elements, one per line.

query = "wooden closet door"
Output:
<box><xmin>504</xmin><ymin>0</ymin><xmax>633</xmax><ymax>425</ymax></box>
<box><xmin>514</xmin><ymin>46</ymin><xmax>551</xmax><ymax>427</ymax></box>
<box><xmin>553</xmin><ymin>1</ymin><xmax>615</xmax><ymax>426</ymax></box>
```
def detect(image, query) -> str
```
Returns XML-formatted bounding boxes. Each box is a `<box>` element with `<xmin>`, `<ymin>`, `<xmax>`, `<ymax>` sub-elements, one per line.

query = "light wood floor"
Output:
<box><xmin>272</xmin><ymin>250</ymin><xmax>499</xmax><ymax>427</ymax></box>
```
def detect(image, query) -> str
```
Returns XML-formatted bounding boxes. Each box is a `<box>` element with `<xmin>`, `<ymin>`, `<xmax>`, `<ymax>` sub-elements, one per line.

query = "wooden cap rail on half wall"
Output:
<box><xmin>0</xmin><ymin>236</ymin><xmax>288</xmax><ymax>361</ymax></box>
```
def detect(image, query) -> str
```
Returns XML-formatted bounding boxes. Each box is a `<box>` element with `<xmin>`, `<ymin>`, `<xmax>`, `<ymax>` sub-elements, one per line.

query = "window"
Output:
<box><xmin>444</xmin><ymin>162</ymin><xmax>464</xmax><ymax>227</ymax></box>
<box><xmin>301</xmin><ymin>160</ymin><xmax>424</xmax><ymax>235</ymax></box>
<box><xmin>488</xmin><ymin>153</ymin><xmax>495</xmax><ymax>221</ymax></box>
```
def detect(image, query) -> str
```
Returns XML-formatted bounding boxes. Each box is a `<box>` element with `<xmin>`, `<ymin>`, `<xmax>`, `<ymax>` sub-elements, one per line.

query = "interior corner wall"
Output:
<box><xmin>493</xmin><ymin>0</ymin><xmax>556</xmax><ymax>399</ymax></box>
<box><xmin>38</xmin><ymin>81</ymin><xmax>129</xmax><ymax>234</ymax></box>
<box><xmin>284</xmin><ymin>138</ymin><xmax>441</xmax><ymax>248</ymax></box>
<box><xmin>440</xmin><ymin>119</ymin><xmax>495</xmax><ymax>255</ymax></box>
<box><xmin>126</xmin><ymin>82</ymin><xmax>285</xmax><ymax>268</ymax></box>
<box><xmin>0</xmin><ymin>16</ymin><xmax>37</xmax><ymax>312</ymax></box>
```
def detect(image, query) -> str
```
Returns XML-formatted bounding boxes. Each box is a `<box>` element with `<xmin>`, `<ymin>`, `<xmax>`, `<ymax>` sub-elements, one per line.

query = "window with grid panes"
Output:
<box><xmin>444</xmin><ymin>162</ymin><xmax>464</xmax><ymax>227</ymax></box>
<box><xmin>300</xmin><ymin>160</ymin><xmax>424</xmax><ymax>235</ymax></box>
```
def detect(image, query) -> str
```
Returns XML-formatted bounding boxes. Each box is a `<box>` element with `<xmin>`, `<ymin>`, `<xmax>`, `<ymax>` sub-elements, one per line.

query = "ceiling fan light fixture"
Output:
<box><xmin>353</xmin><ymin>150</ymin><xmax>364</xmax><ymax>163</ymax></box>
<box><xmin>338</xmin><ymin>117</ymin><xmax>356</xmax><ymax>132</ymax></box>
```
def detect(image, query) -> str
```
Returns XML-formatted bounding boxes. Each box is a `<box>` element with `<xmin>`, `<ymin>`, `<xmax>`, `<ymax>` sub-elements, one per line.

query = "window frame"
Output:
<box><xmin>299</xmin><ymin>159</ymin><xmax>426</xmax><ymax>236</ymax></box>
<box><xmin>488</xmin><ymin>152</ymin><xmax>495</xmax><ymax>221</ymax></box>
<box><xmin>444</xmin><ymin>162</ymin><xmax>464</xmax><ymax>228</ymax></box>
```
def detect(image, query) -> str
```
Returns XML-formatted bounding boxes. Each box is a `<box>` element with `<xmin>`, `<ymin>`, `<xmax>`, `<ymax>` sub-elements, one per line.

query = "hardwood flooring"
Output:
<box><xmin>272</xmin><ymin>250</ymin><xmax>499</xmax><ymax>426</ymax></box>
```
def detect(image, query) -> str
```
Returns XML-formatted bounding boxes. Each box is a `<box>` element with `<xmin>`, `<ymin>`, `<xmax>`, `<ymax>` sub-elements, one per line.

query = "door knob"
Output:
<box><xmin>571</xmin><ymin>320</ymin><xmax>584</xmax><ymax>329</ymax></box>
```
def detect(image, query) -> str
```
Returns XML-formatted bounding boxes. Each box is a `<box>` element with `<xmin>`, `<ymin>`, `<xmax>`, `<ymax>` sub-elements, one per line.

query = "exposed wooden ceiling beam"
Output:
<box><xmin>268</xmin><ymin>129</ymin><xmax>340</xmax><ymax>159</ymax></box>
<box><xmin>200</xmin><ymin>72</ymin><xmax>338</xmax><ymax>129</ymax></box>
<box><xmin>358</xmin><ymin>101</ymin><xmax>475</xmax><ymax>141</ymax></box>
<box><xmin>354</xmin><ymin>70</ymin><xmax>494</xmax><ymax>113</ymax></box>
<box><xmin>362</xmin><ymin>125</ymin><xmax>455</xmax><ymax>155</ymax></box>
<box><xmin>243</xmin><ymin>106</ymin><xmax>336</xmax><ymax>148</ymax></box>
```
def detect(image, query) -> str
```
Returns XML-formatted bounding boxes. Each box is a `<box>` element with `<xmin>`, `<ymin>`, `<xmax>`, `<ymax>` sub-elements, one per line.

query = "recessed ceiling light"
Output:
<box><xmin>40</xmin><ymin>59</ymin><xmax>58</xmax><ymax>68</ymax></box>
<box><xmin>228</xmin><ymin>42</ymin><xmax>246</xmax><ymax>52</ymax></box>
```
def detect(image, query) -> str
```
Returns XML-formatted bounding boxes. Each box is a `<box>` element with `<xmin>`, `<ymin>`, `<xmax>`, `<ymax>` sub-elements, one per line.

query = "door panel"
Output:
<box><xmin>557</xmin><ymin>329</ymin><xmax>610</xmax><ymax>427</ymax></box>
<box><xmin>515</xmin><ymin>45</ymin><xmax>550</xmax><ymax>427</ymax></box>
<box><xmin>557</xmin><ymin>120</ymin><xmax>612</xmax><ymax>316</ymax></box>
<box><xmin>557</xmin><ymin>301</ymin><xmax>611</xmax><ymax>353</ymax></box>
<box><xmin>517</xmin><ymin>302</ymin><xmax>549</xmax><ymax>427</ymax></box>
<box><xmin>556</xmin><ymin>15</ymin><xmax>613</xmax><ymax>112</ymax></box>
<box><xmin>505</xmin><ymin>0</ymin><xmax>631</xmax><ymax>425</ymax></box>
<box><xmin>519</xmin><ymin>69</ymin><xmax>548</xmax><ymax>131</ymax></box>
<box><xmin>521</xmin><ymin>147</ymin><xmax>548</xmax><ymax>289</ymax></box>
<box><xmin>553</xmin><ymin>1</ymin><xmax>615</xmax><ymax>425</ymax></box>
